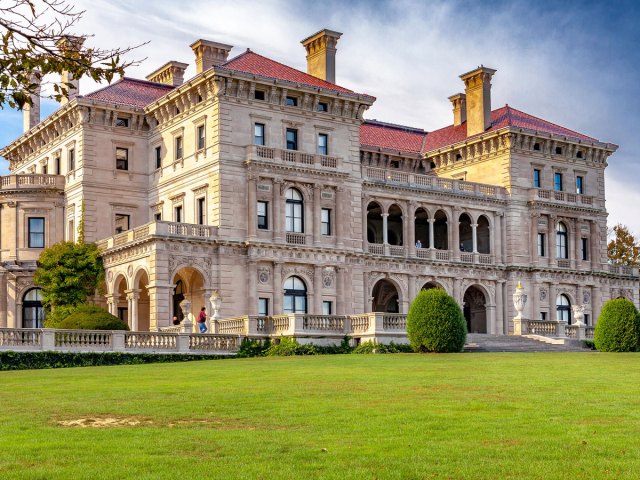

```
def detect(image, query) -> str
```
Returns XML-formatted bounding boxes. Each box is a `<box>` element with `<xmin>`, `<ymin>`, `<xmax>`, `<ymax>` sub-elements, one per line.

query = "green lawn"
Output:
<box><xmin>1</xmin><ymin>353</ymin><xmax>639</xmax><ymax>479</ymax></box>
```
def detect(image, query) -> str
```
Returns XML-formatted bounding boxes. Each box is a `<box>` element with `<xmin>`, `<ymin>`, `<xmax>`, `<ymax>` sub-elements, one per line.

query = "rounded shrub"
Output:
<box><xmin>594</xmin><ymin>298</ymin><xmax>640</xmax><ymax>352</ymax></box>
<box><xmin>57</xmin><ymin>304</ymin><xmax>129</xmax><ymax>331</ymax></box>
<box><xmin>407</xmin><ymin>288</ymin><xmax>467</xmax><ymax>353</ymax></box>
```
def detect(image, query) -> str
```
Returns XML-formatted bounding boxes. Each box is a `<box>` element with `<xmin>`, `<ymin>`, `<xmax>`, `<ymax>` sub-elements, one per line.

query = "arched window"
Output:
<box><xmin>556</xmin><ymin>294</ymin><xmax>571</xmax><ymax>323</ymax></box>
<box><xmin>283</xmin><ymin>276</ymin><xmax>307</xmax><ymax>314</ymax></box>
<box><xmin>556</xmin><ymin>222</ymin><xmax>568</xmax><ymax>259</ymax></box>
<box><xmin>477</xmin><ymin>215</ymin><xmax>490</xmax><ymax>254</ymax></box>
<box><xmin>285</xmin><ymin>188</ymin><xmax>304</xmax><ymax>233</ymax></box>
<box><xmin>22</xmin><ymin>288</ymin><xmax>45</xmax><ymax>328</ymax></box>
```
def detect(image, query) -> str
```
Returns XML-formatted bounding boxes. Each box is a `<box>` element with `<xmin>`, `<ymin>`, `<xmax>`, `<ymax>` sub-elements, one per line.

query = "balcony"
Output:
<box><xmin>96</xmin><ymin>221</ymin><xmax>218</xmax><ymax>251</ymax></box>
<box><xmin>0</xmin><ymin>174</ymin><xmax>65</xmax><ymax>191</ymax></box>
<box><xmin>246</xmin><ymin>145</ymin><xmax>342</xmax><ymax>171</ymax></box>
<box><xmin>367</xmin><ymin>244</ymin><xmax>492</xmax><ymax>265</ymax></box>
<box><xmin>531</xmin><ymin>188</ymin><xmax>596</xmax><ymax>207</ymax></box>
<box><xmin>362</xmin><ymin>167</ymin><xmax>506</xmax><ymax>199</ymax></box>
<box><xmin>608</xmin><ymin>264</ymin><xmax>638</xmax><ymax>276</ymax></box>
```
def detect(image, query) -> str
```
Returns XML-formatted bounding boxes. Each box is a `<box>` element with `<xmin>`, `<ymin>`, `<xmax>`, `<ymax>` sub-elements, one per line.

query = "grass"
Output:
<box><xmin>1</xmin><ymin>353</ymin><xmax>640</xmax><ymax>479</ymax></box>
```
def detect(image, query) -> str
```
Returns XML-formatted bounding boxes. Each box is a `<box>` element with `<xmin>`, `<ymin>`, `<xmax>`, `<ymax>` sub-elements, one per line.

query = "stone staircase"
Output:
<box><xmin>464</xmin><ymin>334</ymin><xmax>592</xmax><ymax>352</ymax></box>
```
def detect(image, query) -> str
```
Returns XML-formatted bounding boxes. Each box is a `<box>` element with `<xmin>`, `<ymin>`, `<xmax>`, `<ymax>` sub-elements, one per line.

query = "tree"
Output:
<box><xmin>33</xmin><ymin>241</ymin><xmax>104</xmax><ymax>310</ymax></box>
<box><xmin>608</xmin><ymin>224</ymin><xmax>640</xmax><ymax>266</ymax></box>
<box><xmin>0</xmin><ymin>0</ymin><xmax>144</xmax><ymax>109</ymax></box>
<box><xmin>594</xmin><ymin>298</ymin><xmax>640</xmax><ymax>352</ymax></box>
<box><xmin>406</xmin><ymin>288</ymin><xmax>467</xmax><ymax>353</ymax></box>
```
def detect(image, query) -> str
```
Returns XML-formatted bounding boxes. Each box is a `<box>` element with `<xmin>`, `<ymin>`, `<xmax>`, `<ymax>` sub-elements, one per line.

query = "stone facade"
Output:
<box><xmin>1</xmin><ymin>29</ymin><xmax>637</xmax><ymax>333</ymax></box>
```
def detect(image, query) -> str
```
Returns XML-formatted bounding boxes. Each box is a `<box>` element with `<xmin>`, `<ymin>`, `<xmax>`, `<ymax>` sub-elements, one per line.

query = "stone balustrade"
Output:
<box><xmin>531</xmin><ymin>188</ymin><xmax>596</xmax><ymax>207</ymax></box>
<box><xmin>0</xmin><ymin>174</ymin><xmax>65</xmax><ymax>190</ymax></box>
<box><xmin>512</xmin><ymin>319</ymin><xmax>593</xmax><ymax>340</ymax></box>
<box><xmin>0</xmin><ymin>328</ymin><xmax>239</xmax><ymax>355</ymax></box>
<box><xmin>368</xmin><ymin>244</ymin><xmax>492</xmax><ymax>265</ymax></box>
<box><xmin>246</xmin><ymin>145</ymin><xmax>342</xmax><ymax>170</ymax></box>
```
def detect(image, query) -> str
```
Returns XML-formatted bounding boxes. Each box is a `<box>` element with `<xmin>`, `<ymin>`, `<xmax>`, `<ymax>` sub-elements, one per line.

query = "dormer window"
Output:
<box><xmin>254</xmin><ymin>90</ymin><xmax>266</xmax><ymax>101</ymax></box>
<box><xmin>115</xmin><ymin>117</ymin><xmax>129</xmax><ymax>128</ymax></box>
<box><xmin>286</xmin><ymin>96</ymin><xmax>298</xmax><ymax>107</ymax></box>
<box><xmin>318</xmin><ymin>102</ymin><xmax>328</xmax><ymax>112</ymax></box>
<box><xmin>533</xmin><ymin>143</ymin><xmax>541</xmax><ymax>151</ymax></box>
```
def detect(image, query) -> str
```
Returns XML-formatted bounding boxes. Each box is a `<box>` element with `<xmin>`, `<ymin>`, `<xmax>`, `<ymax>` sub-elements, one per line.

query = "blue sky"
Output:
<box><xmin>1</xmin><ymin>0</ymin><xmax>638</xmax><ymax>231</ymax></box>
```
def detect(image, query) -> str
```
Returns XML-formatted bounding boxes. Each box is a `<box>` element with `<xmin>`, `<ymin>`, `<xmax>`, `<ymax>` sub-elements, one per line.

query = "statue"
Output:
<box><xmin>513</xmin><ymin>281</ymin><xmax>527</xmax><ymax>320</ymax></box>
<box><xmin>572</xmin><ymin>304</ymin><xmax>586</xmax><ymax>327</ymax></box>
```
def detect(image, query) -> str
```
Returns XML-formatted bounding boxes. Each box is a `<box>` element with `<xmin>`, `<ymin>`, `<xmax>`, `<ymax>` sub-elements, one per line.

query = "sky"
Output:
<box><xmin>1</xmin><ymin>0</ymin><xmax>638</xmax><ymax>232</ymax></box>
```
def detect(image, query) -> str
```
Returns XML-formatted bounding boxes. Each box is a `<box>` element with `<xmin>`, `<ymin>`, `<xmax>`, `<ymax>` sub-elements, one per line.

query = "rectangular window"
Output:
<box><xmin>541</xmin><ymin>312</ymin><xmax>547</xmax><ymax>321</ymax></box>
<box><xmin>581</xmin><ymin>237</ymin><xmax>588</xmax><ymax>261</ymax></box>
<box><xmin>318</xmin><ymin>102</ymin><xmax>328</xmax><ymax>112</ymax></box>
<box><xmin>154</xmin><ymin>212</ymin><xmax>162</xmax><ymax>221</ymax></box>
<box><xmin>117</xmin><ymin>307</ymin><xmax>128</xmax><ymax>323</ymax></box>
<box><xmin>254</xmin><ymin>90</ymin><xmax>265</xmax><ymax>101</ymax></box>
<box><xmin>175</xmin><ymin>136</ymin><xmax>183</xmax><ymax>160</ymax></box>
<box><xmin>533</xmin><ymin>169</ymin><xmax>541</xmax><ymax>188</ymax></box>
<box><xmin>257</xmin><ymin>201</ymin><xmax>268</xmax><ymax>230</ymax></box>
<box><xmin>68</xmin><ymin>148</ymin><xmax>75</xmax><ymax>171</ymax></box>
<box><xmin>115</xmin><ymin>117</ymin><xmax>129</xmax><ymax>128</ymax></box>
<box><xmin>28</xmin><ymin>217</ymin><xmax>45</xmax><ymax>248</ymax></box>
<box><xmin>114</xmin><ymin>214</ymin><xmax>130</xmax><ymax>234</ymax></box>
<box><xmin>318</xmin><ymin>133</ymin><xmax>328</xmax><ymax>155</ymax></box>
<box><xmin>537</xmin><ymin>233</ymin><xmax>545</xmax><ymax>257</ymax></box>
<box><xmin>42</xmin><ymin>163</ymin><xmax>48</xmax><ymax>174</ymax></box>
<box><xmin>584</xmin><ymin>314</ymin><xmax>590</xmax><ymax>326</ymax></box>
<box><xmin>116</xmin><ymin>147</ymin><xmax>129</xmax><ymax>170</ymax></box>
<box><xmin>286</xmin><ymin>128</ymin><xmax>298</xmax><ymax>150</ymax></box>
<box><xmin>254</xmin><ymin>123</ymin><xmax>265</xmax><ymax>146</ymax></box>
<box><xmin>285</xmin><ymin>96</ymin><xmax>298</xmax><ymax>107</ymax></box>
<box><xmin>155</xmin><ymin>146</ymin><xmax>162</xmax><ymax>169</ymax></box>
<box><xmin>197</xmin><ymin>197</ymin><xmax>205</xmax><ymax>225</ymax></box>
<box><xmin>174</xmin><ymin>205</ymin><xmax>182</xmax><ymax>223</ymax></box>
<box><xmin>258</xmin><ymin>298</ymin><xmax>269</xmax><ymax>316</ymax></box>
<box><xmin>321</xmin><ymin>208</ymin><xmax>331</xmax><ymax>236</ymax></box>
<box><xmin>576</xmin><ymin>176</ymin><xmax>584</xmax><ymax>194</ymax></box>
<box><xmin>322</xmin><ymin>301</ymin><xmax>333</xmax><ymax>315</ymax></box>
<box><xmin>55</xmin><ymin>156</ymin><xmax>61</xmax><ymax>175</ymax></box>
<box><xmin>197</xmin><ymin>125</ymin><xmax>205</xmax><ymax>151</ymax></box>
<box><xmin>554</xmin><ymin>172</ymin><xmax>563</xmax><ymax>191</ymax></box>
<box><xmin>68</xmin><ymin>219</ymin><xmax>74</xmax><ymax>242</ymax></box>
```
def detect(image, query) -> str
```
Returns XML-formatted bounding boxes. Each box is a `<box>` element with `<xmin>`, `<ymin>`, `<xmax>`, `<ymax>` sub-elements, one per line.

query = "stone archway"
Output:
<box><xmin>372</xmin><ymin>279</ymin><xmax>400</xmax><ymax>313</ymax></box>
<box><xmin>463</xmin><ymin>285</ymin><xmax>487</xmax><ymax>333</ymax></box>
<box><xmin>172</xmin><ymin>266</ymin><xmax>207</xmax><ymax>325</ymax></box>
<box><xmin>134</xmin><ymin>269</ymin><xmax>150</xmax><ymax>331</ymax></box>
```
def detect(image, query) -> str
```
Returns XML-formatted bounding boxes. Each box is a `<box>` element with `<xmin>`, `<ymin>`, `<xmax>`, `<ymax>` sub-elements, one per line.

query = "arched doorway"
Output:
<box><xmin>387</xmin><ymin>204</ymin><xmax>403</xmax><ymax>245</ymax></box>
<box><xmin>283</xmin><ymin>276</ymin><xmax>307</xmax><ymax>314</ymax></box>
<box><xmin>367</xmin><ymin>202</ymin><xmax>383</xmax><ymax>244</ymax></box>
<box><xmin>459</xmin><ymin>213</ymin><xmax>472</xmax><ymax>252</ymax></box>
<box><xmin>421</xmin><ymin>282</ymin><xmax>442</xmax><ymax>291</ymax></box>
<box><xmin>135</xmin><ymin>269</ymin><xmax>150</xmax><ymax>331</ymax></box>
<box><xmin>556</xmin><ymin>294</ymin><xmax>571</xmax><ymax>323</ymax></box>
<box><xmin>463</xmin><ymin>286</ymin><xmax>487</xmax><ymax>333</ymax></box>
<box><xmin>415</xmin><ymin>208</ymin><xmax>429</xmax><ymax>248</ymax></box>
<box><xmin>173</xmin><ymin>280</ymin><xmax>185</xmax><ymax>321</ymax></box>
<box><xmin>477</xmin><ymin>215</ymin><xmax>490</xmax><ymax>254</ymax></box>
<box><xmin>372</xmin><ymin>279</ymin><xmax>399</xmax><ymax>313</ymax></box>
<box><xmin>172</xmin><ymin>267</ymin><xmax>207</xmax><ymax>323</ymax></box>
<box><xmin>22</xmin><ymin>288</ymin><xmax>45</xmax><ymax>328</ymax></box>
<box><xmin>434</xmin><ymin>210</ymin><xmax>448</xmax><ymax>250</ymax></box>
<box><xmin>113</xmin><ymin>275</ymin><xmax>128</xmax><ymax>324</ymax></box>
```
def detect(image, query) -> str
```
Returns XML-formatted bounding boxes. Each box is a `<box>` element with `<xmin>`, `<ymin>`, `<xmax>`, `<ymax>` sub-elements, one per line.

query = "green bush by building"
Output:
<box><xmin>594</xmin><ymin>298</ymin><xmax>640</xmax><ymax>352</ymax></box>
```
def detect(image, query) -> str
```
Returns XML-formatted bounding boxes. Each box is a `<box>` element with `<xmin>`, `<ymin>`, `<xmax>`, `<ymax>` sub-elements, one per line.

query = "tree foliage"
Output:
<box><xmin>57</xmin><ymin>304</ymin><xmax>129</xmax><ymax>331</ymax></box>
<box><xmin>594</xmin><ymin>298</ymin><xmax>640</xmax><ymax>352</ymax></box>
<box><xmin>608</xmin><ymin>224</ymin><xmax>640</xmax><ymax>266</ymax></box>
<box><xmin>33</xmin><ymin>241</ymin><xmax>104</xmax><ymax>309</ymax></box>
<box><xmin>0</xmin><ymin>0</ymin><xmax>145</xmax><ymax>109</ymax></box>
<box><xmin>406</xmin><ymin>289</ymin><xmax>467</xmax><ymax>353</ymax></box>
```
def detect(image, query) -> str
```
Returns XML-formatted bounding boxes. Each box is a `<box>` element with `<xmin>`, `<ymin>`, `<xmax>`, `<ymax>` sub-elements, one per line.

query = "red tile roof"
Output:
<box><xmin>84</xmin><ymin>78</ymin><xmax>174</xmax><ymax>108</ymax></box>
<box><xmin>360</xmin><ymin>120</ymin><xmax>427</xmax><ymax>155</ymax></box>
<box><xmin>220</xmin><ymin>50</ymin><xmax>372</xmax><ymax>97</ymax></box>
<box><xmin>423</xmin><ymin>105</ymin><xmax>598</xmax><ymax>152</ymax></box>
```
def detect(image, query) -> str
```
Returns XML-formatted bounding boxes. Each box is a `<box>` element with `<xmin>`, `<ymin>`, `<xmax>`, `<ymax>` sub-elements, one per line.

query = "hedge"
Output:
<box><xmin>594</xmin><ymin>298</ymin><xmax>640</xmax><ymax>352</ymax></box>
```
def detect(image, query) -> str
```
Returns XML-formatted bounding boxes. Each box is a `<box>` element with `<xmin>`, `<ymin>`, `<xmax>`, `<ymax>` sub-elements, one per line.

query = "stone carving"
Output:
<box><xmin>127</xmin><ymin>265</ymin><xmax>133</xmax><ymax>278</ymax></box>
<box><xmin>258</xmin><ymin>266</ymin><xmax>270</xmax><ymax>284</ymax></box>
<box><xmin>322</xmin><ymin>267</ymin><xmax>335</xmax><ymax>288</ymax></box>
<box><xmin>583</xmin><ymin>290</ymin><xmax>591</xmax><ymax>304</ymax></box>
<box><xmin>539</xmin><ymin>287</ymin><xmax>547</xmax><ymax>301</ymax></box>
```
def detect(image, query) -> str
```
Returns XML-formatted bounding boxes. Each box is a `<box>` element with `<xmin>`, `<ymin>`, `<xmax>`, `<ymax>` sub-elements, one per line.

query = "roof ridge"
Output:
<box><xmin>503</xmin><ymin>104</ymin><xmax>596</xmax><ymax>140</ymax></box>
<box><xmin>364</xmin><ymin>119</ymin><xmax>426</xmax><ymax>133</ymax></box>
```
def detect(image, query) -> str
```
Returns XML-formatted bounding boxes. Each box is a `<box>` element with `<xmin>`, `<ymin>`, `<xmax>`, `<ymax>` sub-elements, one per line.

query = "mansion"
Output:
<box><xmin>1</xmin><ymin>29</ymin><xmax>637</xmax><ymax>334</ymax></box>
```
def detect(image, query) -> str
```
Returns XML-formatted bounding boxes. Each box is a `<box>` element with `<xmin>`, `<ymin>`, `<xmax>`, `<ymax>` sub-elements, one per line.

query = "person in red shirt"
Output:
<box><xmin>197</xmin><ymin>307</ymin><xmax>207</xmax><ymax>333</ymax></box>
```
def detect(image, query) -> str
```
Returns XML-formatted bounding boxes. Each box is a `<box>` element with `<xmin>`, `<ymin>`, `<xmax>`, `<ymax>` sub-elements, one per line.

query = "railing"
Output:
<box><xmin>0</xmin><ymin>328</ymin><xmax>41</xmax><ymax>347</ymax></box>
<box><xmin>478</xmin><ymin>254</ymin><xmax>493</xmax><ymax>264</ymax></box>
<box><xmin>271</xmin><ymin>315</ymin><xmax>291</xmax><ymax>334</ymax></box>
<box><xmin>368</xmin><ymin>244</ymin><xmax>384</xmax><ymax>255</ymax></box>
<box><xmin>350</xmin><ymin>314</ymin><xmax>370</xmax><ymax>333</ymax></box>
<box><xmin>532</xmin><ymin>188</ymin><xmax>595</xmax><ymax>207</ymax></box>
<box><xmin>248</xmin><ymin>145</ymin><xmax>341</xmax><ymax>170</ymax></box>
<box><xmin>98</xmin><ymin>220</ymin><xmax>218</xmax><ymax>251</ymax></box>
<box><xmin>286</xmin><ymin>232</ymin><xmax>306</xmax><ymax>245</ymax></box>
<box><xmin>217</xmin><ymin>317</ymin><xmax>247</xmax><ymax>335</ymax></box>
<box><xmin>0</xmin><ymin>174</ymin><xmax>65</xmax><ymax>190</ymax></box>
<box><xmin>585</xmin><ymin>327</ymin><xmax>594</xmax><ymax>339</ymax></box>
<box><xmin>564</xmin><ymin>325</ymin><xmax>577</xmax><ymax>339</ymax></box>
<box><xmin>363</xmin><ymin>167</ymin><xmax>505</xmax><ymax>199</ymax></box>
<box><xmin>190</xmin><ymin>335</ymin><xmax>240</xmax><ymax>352</ymax></box>
<box><xmin>557</xmin><ymin>259</ymin><xmax>571</xmax><ymax>268</ymax></box>
<box><xmin>526</xmin><ymin>320</ymin><xmax>559</xmax><ymax>336</ymax></box>
<box><xmin>608</xmin><ymin>264</ymin><xmax>638</xmax><ymax>276</ymax></box>
<box><xmin>303</xmin><ymin>315</ymin><xmax>345</xmax><ymax>332</ymax></box>
<box><xmin>125</xmin><ymin>332</ymin><xmax>176</xmax><ymax>350</ymax></box>
<box><xmin>382</xmin><ymin>315</ymin><xmax>406</xmax><ymax>330</ymax></box>
<box><xmin>56</xmin><ymin>330</ymin><xmax>112</xmax><ymax>349</ymax></box>
<box><xmin>389</xmin><ymin>246</ymin><xmax>405</xmax><ymax>257</ymax></box>
<box><xmin>435</xmin><ymin>250</ymin><xmax>450</xmax><ymax>261</ymax></box>
<box><xmin>158</xmin><ymin>325</ymin><xmax>183</xmax><ymax>333</ymax></box>
<box><xmin>460</xmin><ymin>252</ymin><xmax>474</xmax><ymax>263</ymax></box>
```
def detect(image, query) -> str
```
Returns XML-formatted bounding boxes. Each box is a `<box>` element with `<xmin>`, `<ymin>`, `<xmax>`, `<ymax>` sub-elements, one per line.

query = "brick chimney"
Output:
<box><xmin>23</xmin><ymin>70</ymin><xmax>41</xmax><ymax>132</ymax></box>
<box><xmin>146</xmin><ymin>61</ymin><xmax>189</xmax><ymax>86</ymax></box>
<box><xmin>448</xmin><ymin>93</ymin><xmax>466</xmax><ymax>126</ymax></box>
<box><xmin>56</xmin><ymin>36</ymin><xmax>85</xmax><ymax>105</ymax></box>
<box><xmin>190</xmin><ymin>39</ymin><xmax>233</xmax><ymax>74</ymax></box>
<box><xmin>459</xmin><ymin>66</ymin><xmax>496</xmax><ymax>136</ymax></box>
<box><xmin>301</xmin><ymin>29</ymin><xmax>342</xmax><ymax>84</ymax></box>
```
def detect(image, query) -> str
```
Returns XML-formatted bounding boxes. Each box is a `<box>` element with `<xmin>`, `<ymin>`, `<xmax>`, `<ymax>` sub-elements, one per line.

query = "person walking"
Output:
<box><xmin>197</xmin><ymin>307</ymin><xmax>208</xmax><ymax>333</ymax></box>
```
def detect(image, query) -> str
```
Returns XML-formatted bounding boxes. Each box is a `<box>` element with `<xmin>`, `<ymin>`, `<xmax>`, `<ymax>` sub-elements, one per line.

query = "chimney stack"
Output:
<box><xmin>448</xmin><ymin>93</ymin><xmax>466</xmax><ymax>126</ymax></box>
<box><xmin>23</xmin><ymin>70</ymin><xmax>41</xmax><ymax>132</ymax></box>
<box><xmin>301</xmin><ymin>29</ymin><xmax>342</xmax><ymax>84</ymax></box>
<box><xmin>56</xmin><ymin>36</ymin><xmax>85</xmax><ymax>105</ymax></box>
<box><xmin>146</xmin><ymin>61</ymin><xmax>189</xmax><ymax>86</ymax></box>
<box><xmin>190</xmin><ymin>39</ymin><xmax>233</xmax><ymax>74</ymax></box>
<box><xmin>459</xmin><ymin>66</ymin><xmax>496</xmax><ymax>136</ymax></box>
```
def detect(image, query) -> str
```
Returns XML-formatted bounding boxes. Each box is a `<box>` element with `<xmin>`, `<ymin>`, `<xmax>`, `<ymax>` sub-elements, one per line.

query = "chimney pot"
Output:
<box><xmin>301</xmin><ymin>29</ymin><xmax>342</xmax><ymax>84</ymax></box>
<box><xmin>448</xmin><ymin>93</ymin><xmax>466</xmax><ymax>126</ymax></box>
<box><xmin>459</xmin><ymin>66</ymin><xmax>496</xmax><ymax>136</ymax></box>
<box><xmin>146</xmin><ymin>61</ymin><xmax>189</xmax><ymax>87</ymax></box>
<box><xmin>190</xmin><ymin>39</ymin><xmax>233</xmax><ymax>74</ymax></box>
<box><xmin>23</xmin><ymin>70</ymin><xmax>41</xmax><ymax>132</ymax></box>
<box><xmin>56</xmin><ymin>35</ymin><xmax>85</xmax><ymax>104</ymax></box>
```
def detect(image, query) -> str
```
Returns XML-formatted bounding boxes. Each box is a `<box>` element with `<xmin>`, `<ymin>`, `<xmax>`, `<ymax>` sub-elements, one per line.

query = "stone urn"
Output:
<box><xmin>572</xmin><ymin>304</ymin><xmax>586</xmax><ymax>326</ymax></box>
<box><xmin>179</xmin><ymin>298</ymin><xmax>194</xmax><ymax>333</ymax></box>
<box><xmin>210</xmin><ymin>290</ymin><xmax>222</xmax><ymax>321</ymax></box>
<box><xmin>513</xmin><ymin>281</ymin><xmax>527</xmax><ymax>320</ymax></box>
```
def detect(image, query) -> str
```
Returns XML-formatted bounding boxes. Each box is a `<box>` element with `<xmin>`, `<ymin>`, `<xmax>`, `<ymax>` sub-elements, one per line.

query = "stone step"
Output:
<box><xmin>464</xmin><ymin>334</ymin><xmax>591</xmax><ymax>353</ymax></box>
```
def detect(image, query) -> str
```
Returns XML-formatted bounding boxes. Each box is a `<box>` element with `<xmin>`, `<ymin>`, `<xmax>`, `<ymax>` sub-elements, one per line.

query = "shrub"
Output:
<box><xmin>407</xmin><ymin>289</ymin><xmax>467</xmax><ymax>353</ymax></box>
<box><xmin>237</xmin><ymin>338</ymin><xmax>271</xmax><ymax>358</ymax></box>
<box><xmin>44</xmin><ymin>304</ymin><xmax>78</xmax><ymax>328</ymax></box>
<box><xmin>353</xmin><ymin>341</ymin><xmax>413</xmax><ymax>354</ymax></box>
<box><xmin>265</xmin><ymin>337</ymin><xmax>299</xmax><ymax>356</ymax></box>
<box><xmin>594</xmin><ymin>298</ymin><xmax>640</xmax><ymax>352</ymax></box>
<box><xmin>57</xmin><ymin>304</ymin><xmax>129</xmax><ymax>331</ymax></box>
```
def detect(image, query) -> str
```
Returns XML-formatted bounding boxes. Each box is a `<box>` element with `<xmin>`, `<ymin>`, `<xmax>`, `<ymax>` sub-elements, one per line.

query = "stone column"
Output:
<box><xmin>126</xmin><ymin>289</ymin><xmax>140</xmax><ymax>331</ymax></box>
<box><xmin>335</xmin><ymin>187</ymin><xmax>344</xmax><ymax>247</ymax></box>
<box><xmin>362</xmin><ymin>195</ymin><xmax>368</xmax><ymax>250</ymax></box>
<box><xmin>336</xmin><ymin>267</ymin><xmax>346</xmax><ymax>315</ymax></box>
<box><xmin>313</xmin><ymin>184</ymin><xmax>322</xmax><ymax>246</ymax></box>
<box><xmin>0</xmin><ymin>271</ymin><xmax>7</xmax><ymax>327</ymax></box>
<box><xmin>592</xmin><ymin>281</ymin><xmax>602</xmax><ymax>321</ymax></box>
<box><xmin>453</xmin><ymin>277</ymin><xmax>462</xmax><ymax>305</ymax></box>
<box><xmin>314</xmin><ymin>265</ymin><xmax>323</xmax><ymax>314</ymax></box>
<box><xmin>428</xmin><ymin>218</ymin><xmax>435</xmax><ymax>250</ymax></box>
<box><xmin>105</xmin><ymin>294</ymin><xmax>118</xmax><ymax>316</ymax></box>
<box><xmin>569</xmin><ymin>219</ymin><xmax>577</xmax><ymax>269</ymax></box>
<box><xmin>549</xmin><ymin>215</ymin><xmax>557</xmax><ymax>267</ymax></box>
<box><xmin>486</xmin><ymin>304</ymin><xmax>496</xmax><ymax>334</ymax></box>
<box><xmin>247</xmin><ymin>176</ymin><xmax>257</xmax><ymax>239</ymax></box>
<box><xmin>273</xmin><ymin>262</ymin><xmax>282</xmax><ymax>314</ymax></box>
<box><xmin>146</xmin><ymin>284</ymin><xmax>172</xmax><ymax>331</ymax></box>
<box><xmin>496</xmin><ymin>280</ymin><xmax>505</xmax><ymax>334</ymax></box>
<box><xmin>408</xmin><ymin>203</ymin><xmax>416</xmax><ymax>256</ymax></box>
<box><xmin>273</xmin><ymin>180</ymin><xmax>283</xmax><ymax>243</ymax></box>
<box><xmin>495</xmin><ymin>213</ymin><xmax>503</xmax><ymax>263</ymax></box>
<box><xmin>382</xmin><ymin>213</ymin><xmax>389</xmax><ymax>244</ymax></box>
<box><xmin>363</xmin><ymin>271</ymin><xmax>370</xmax><ymax>312</ymax></box>
<box><xmin>530</xmin><ymin>213</ymin><xmax>539</xmax><ymax>263</ymax></box>
<box><xmin>589</xmin><ymin>220</ymin><xmax>597</xmax><ymax>270</ymax></box>
<box><xmin>452</xmin><ymin>210</ymin><xmax>460</xmax><ymax>261</ymax></box>
<box><xmin>531</xmin><ymin>280</ymin><xmax>539</xmax><ymax>320</ymax></box>
<box><xmin>549</xmin><ymin>283</ymin><xmax>558</xmax><ymax>321</ymax></box>
<box><xmin>471</xmin><ymin>223</ymin><xmax>478</xmax><ymax>253</ymax></box>
<box><xmin>247</xmin><ymin>260</ymin><xmax>257</xmax><ymax>316</ymax></box>
<box><xmin>408</xmin><ymin>274</ymin><xmax>416</xmax><ymax>304</ymax></box>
